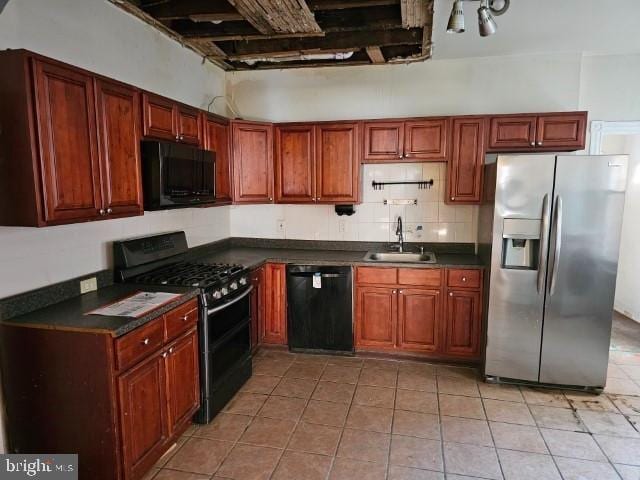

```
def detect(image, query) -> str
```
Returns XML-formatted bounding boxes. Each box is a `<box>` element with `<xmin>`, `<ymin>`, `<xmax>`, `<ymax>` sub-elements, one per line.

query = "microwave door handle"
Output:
<box><xmin>207</xmin><ymin>286</ymin><xmax>254</xmax><ymax>315</ymax></box>
<box><xmin>548</xmin><ymin>196</ymin><xmax>563</xmax><ymax>296</ymax></box>
<box><xmin>537</xmin><ymin>194</ymin><xmax>550</xmax><ymax>294</ymax></box>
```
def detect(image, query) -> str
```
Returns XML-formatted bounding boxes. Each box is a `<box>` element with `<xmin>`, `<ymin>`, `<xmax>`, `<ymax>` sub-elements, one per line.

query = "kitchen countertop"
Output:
<box><xmin>193</xmin><ymin>246</ymin><xmax>485</xmax><ymax>270</ymax></box>
<box><xmin>1</xmin><ymin>284</ymin><xmax>199</xmax><ymax>337</ymax></box>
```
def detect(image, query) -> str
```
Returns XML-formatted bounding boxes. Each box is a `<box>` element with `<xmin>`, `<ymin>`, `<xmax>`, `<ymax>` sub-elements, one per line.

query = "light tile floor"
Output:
<box><xmin>147</xmin><ymin>317</ymin><xmax>640</xmax><ymax>480</ymax></box>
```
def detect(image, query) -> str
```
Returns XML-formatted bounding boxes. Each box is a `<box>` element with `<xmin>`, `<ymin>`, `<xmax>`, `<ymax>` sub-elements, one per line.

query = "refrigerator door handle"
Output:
<box><xmin>549</xmin><ymin>195</ymin><xmax>563</xmax><ymax>296</ymax></box>
<box><xmin>537</xmin><ymin>194</ymin><xmax>550</xmax><ymax>294</ymax></box>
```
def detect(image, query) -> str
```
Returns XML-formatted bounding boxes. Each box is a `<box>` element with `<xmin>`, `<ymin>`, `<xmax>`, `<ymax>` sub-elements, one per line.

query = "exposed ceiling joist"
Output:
<box><xmin>400</xmin><ymin>0</ymin><xmax>429</xmax><ymax>28</ymax></box>
<box><xmin>366</xmin><ymin>46</ymin><xmax>386</xmax><ymax>63</ymax></box>
<box><xmin>308</xmin><ymin>0</ymin><xmax>398</xmax><ymax>10</ymax></box>
<box><xmin>142</xmin><ymin>0</ymin><xmax>244</xmax><ymax>21</ymax></box>
<box><xmin>227</xmin><ymin>0</ymin><xmax>322</xmax><ymax>35</ymax></box>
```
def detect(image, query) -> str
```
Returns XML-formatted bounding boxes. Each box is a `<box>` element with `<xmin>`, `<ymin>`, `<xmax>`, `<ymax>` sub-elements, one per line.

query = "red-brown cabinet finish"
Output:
<box><xmin>447</xmin><ymin>116</ymin><xmax>486</xmax><ymax>204</ymax></box>
<box><xmin>232</xmin><ymin>120</ymin><xmax>274</xmax><ymax>203</ymax></box>
<box><xmin>488</xmin><ymin>115</ymin><xmax>537</xmax><ymax>150</ymax></box>
<box><xmin>315</xmin><ymin>122</ymin><xmax>360</xmax><ymax>203</ymax></box>
<box><xmin>165</xmin><ymin>330</ymin><xmax>199</xmax><ymax>434</ymax></box>
<box><xmin>118</xmin><ymin>352</ymin><xmax>168</xmax><ymax>480</ymax></box>
<box><xmin>536</xmin><ymin>112</ymin><xmax>587</xmax><ymax>150</ymax></box>
<box><xmin>142</xmin><ymin>93</ymin><xmax>176</xmax><ymax>141</ymax></box>
<box><xmin>95</xmin><ymin>79</ymin><xmax>143</xmax><ymax>217</ymax></box>
<box><xmin>33</xmin><ymin>59</ymin><xmax>104</xmax><ymax>223</ymax></box>
<box><xmin>363</xmin><ymin>121</ymin><xmax>404</xmax><ymax>161</ymax></box>
<box><xmin>250</xmin><ymin>266</ymin><xmax>265</xmax><ymax>352</ymax></box>
<box><xmin>262</xmin><ymin>263</ymin><xmax>287</xmax><ymax>344</ymax></box>
<box><xmin>176</xmin><ymin>105</ymin><xmax>202</xmax><ymax>145</ymax></box>
<box><xmin>404</xmin><ymin>118</ymin><xmax>449</xmax><ymax>161</ymax></box>
<box><xmin>204</xmin><ymin>117</ymin><xmax>233</xmax><ymax>203</ymax></box>
<box><xmin>444</xmin><ymin>289</ymin><xmax>482</xmax><ymax>357</ymax></box>
<box><xmin>275</xmin><ymin>124</ymin><xmax>316</xmax><ymax>203</ymax></box>
<box><xmin>355</xmin><ymin>286</ymin><xmax>397</xmax><ymax>348</ymax></box>
<box><xmin>397</xmin><ymin>288</ymin><xmax>441</xmax><ymax>352</ymax></box>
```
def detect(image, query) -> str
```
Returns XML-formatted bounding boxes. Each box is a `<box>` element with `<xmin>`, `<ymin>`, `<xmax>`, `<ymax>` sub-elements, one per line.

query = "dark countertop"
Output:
<box><xmin>1</xmin><ymin>284</ymin><xmax>199</xmax><ymax>338</ymax></box>
<box><xmin>193</xmin><ymin>246</ymin><xmax>485</xmax><ymax>270</ymax></box>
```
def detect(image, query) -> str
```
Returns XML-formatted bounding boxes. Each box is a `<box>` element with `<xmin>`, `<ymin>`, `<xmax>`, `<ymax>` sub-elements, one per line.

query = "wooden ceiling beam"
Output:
<box><xmin>400</xmin><ymin>0</ymin><xmax>429</xmax><ymax>28</ymax></box>
<box><xmin>365</xmin><ymin>46</ymin><xmax>386</xmax><ymax>63</ymax></box>
<box><xmin>218</xmin><ymin>27</ymin><xmax>422</xmax><ymax>56</ymax></box>
<box><xmin>227</xmin><ymin>0</ymin><xmax>322</xmax><ymax>35</ymax></box>
<box><xmin>308</xmin><ymin>0</ymin><xmax>399</xmax><ymax>10</ymax></box>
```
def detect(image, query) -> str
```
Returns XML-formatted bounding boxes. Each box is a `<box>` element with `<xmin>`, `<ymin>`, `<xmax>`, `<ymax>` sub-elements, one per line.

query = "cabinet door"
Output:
<box><xmin>275</xmin><ymin>124</ymin><xmax>316</xmax><ymax>203</ymax></box>
<box><xmin>250</xmin><ymin>266</ymin><xmax>265</xmax><ymax>351</ymax></box>
<box><xmin>262</xmin><ymin>263</ymin><xmax>287</xmax><ymax>344</ymax></box>
<box><xmin>404</xmin><ymin>118</ymin><xmax>449</xmax><ymax>161</ymax></box>
<box><xmin>355</xmin><ymin>286</ymin><xmax>397</xmax><ymax>348</ymax></box>
<box><xmin>95</xmin><ymin>79</ymin><xmax>143</xmax><ymax>217</ymax></box>
<box><xmin>118</xmin><ymin>353</ymin><xmax>168</xmax><ymax>480</ymax></box>
<box><xmin>536</xmin><ymin>113</ymin><xmax>587</xmax><ymax>150</ymax></box>
<box><xmin>488</xmin><ymin>115</ymin><xmax>537</xmax><ymax>151</ymax></box>
<box><xmin>177</xmin><ymin>106</ymin><xmax>202</xmax><ymax>145</ymax></box>
<box><xmin>444</xmin><ymin>290</ymin><xmax>481</xmax><ymax>357</ymax></box>
<box><xmin>363</xmin><ymin>121</ymin><xmax>404</xmax><ymax>162</ymax></box>
<box><xmin>33</xmin><ymin>59</ymin><xmax>103</xmax><ymax>224</ymax></box>
<box><xmin>142</xmin><ymin>93</ymin><xmax>176</xmax><ymax>141</ymax></box>
<box><xmin>316</xmin><ymin>122</ymin><xmax>360</xmax><ymax>203</ymax></box>
<box><xmin>447</xmin><ymin>117</ymin><xmax>486</xmax><ymax>204</ymax></box>
<box><xmin>232</xmin><ymin>121</ymin><xmax>274</xmax><ymax>203</ymax></box>
<box><xmin>165</xmin><ymin>330</ymin><xmax>200</xmax><ymax>434</ymax></box>
<box><xmin>204</xmin><ymin>118</ymin><xmax>233</xmax><ymax>203</ymax></box>
<box><xmin>397</xmin><ymin>288</ymin><xmax>441</xmax><ymax>352</ymax></box>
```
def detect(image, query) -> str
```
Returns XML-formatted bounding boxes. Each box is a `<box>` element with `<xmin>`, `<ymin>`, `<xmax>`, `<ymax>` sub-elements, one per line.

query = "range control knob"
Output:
<box><xmin>239</xmin><ymin>277</ymin><xmax>247</xmax><ymax>286</ymax></box>
<box><xmin>230</xmin><ymin>281</ymin><xmax>238</xmax><ymax>290</ymax></box>
<box><xmin>212</xmin><ymin>290</ymin><xmax>222</xmax><ymax>300</ymax></box>
<box><xmin>221</xmin><ymin>287</ymin><xmax>229</xmax><ymax>296</ymax></box>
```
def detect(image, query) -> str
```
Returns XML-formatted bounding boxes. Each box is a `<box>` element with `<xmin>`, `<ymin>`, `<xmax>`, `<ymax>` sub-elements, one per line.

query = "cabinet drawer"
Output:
<box><xmin>398</xmin><ymin>268</ymin><xmax>442</xmax><ymax>287</ymax></box>
<box><xmin>164</xmin><ymin>299</ymin><xmax>199</xmax><ymax>342</ymax></box>
<box><xmin>356</xmin><ymin>267</ymin><xmax>397</xmax><ymax>285</ymax></box>
<box><xmin>447</xmin><ymin>269</ymin><xmax>481</xmax><ymax>289</ymax></box>
<box><xmin>115</xmin><ymin>318</ymin><xmax>164</xmax><ymax>371</ymax></box>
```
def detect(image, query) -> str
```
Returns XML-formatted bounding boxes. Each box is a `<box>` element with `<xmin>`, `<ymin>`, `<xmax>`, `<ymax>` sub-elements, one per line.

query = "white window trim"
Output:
<box><xmin>590</xmin><ymin>120</ymin><xmax>640</xmax><ymax>154</ymax></box>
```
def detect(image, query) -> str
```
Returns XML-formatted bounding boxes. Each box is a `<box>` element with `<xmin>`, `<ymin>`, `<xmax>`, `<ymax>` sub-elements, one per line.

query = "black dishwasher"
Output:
<box><xmin>287</xmin><ymin>265</ymin><xmax>353</xmax><ymax>353</ymax></box>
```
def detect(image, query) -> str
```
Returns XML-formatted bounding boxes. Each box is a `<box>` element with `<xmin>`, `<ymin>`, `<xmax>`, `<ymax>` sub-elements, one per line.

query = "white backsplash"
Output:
<box><xmin>230</xmin><ymin>163</ymin><xmax>478</xmax><ymax>243</ymax></box>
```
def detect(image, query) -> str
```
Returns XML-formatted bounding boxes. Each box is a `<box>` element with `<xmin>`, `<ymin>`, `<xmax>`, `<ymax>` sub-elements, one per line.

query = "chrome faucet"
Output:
<box><xmin>395</xmin><ymin>216</ymin><xmax>404</xmax><ymax>253</ymax></box>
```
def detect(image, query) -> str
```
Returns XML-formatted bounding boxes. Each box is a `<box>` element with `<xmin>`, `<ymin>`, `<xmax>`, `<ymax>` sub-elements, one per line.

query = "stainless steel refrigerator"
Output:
<box><xmin>480</xmin><ymin>154</ymin><xmax>628</xmax><ymax>389</ymax></box>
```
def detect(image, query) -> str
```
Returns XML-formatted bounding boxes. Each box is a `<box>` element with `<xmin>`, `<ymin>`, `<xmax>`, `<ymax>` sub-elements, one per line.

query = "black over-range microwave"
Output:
<box><xmin>141</xmin><ymin>141</ymin><xmax>216</xmax><ymax>210</ymax></box>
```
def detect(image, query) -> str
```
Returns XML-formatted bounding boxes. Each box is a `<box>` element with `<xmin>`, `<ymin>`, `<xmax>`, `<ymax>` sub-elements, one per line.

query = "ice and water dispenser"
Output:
<box><xmin>501</xmin><ymin>218</ymin><xmax>541</xmax><ymax>270</ymax></box>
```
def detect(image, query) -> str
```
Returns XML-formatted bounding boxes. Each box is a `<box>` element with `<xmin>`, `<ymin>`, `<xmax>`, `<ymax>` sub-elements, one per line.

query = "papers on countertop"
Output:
<box><xmin>86</xmin><ymin>291</ymin><xmax>183</xmax><ymax>318</ymax></box>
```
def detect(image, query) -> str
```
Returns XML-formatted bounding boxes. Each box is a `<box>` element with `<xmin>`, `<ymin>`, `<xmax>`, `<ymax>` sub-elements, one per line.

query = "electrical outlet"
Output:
<box><xmin>80</xmin><ymin>277</ymin><xmax>97</xmax><ymax>294</ymax></box>
<box><xmin>338</xmin><ymin>220</ymin><xmax>346</xmax><ymax>233</ymax></box>
<box><xmin>276</xmin><ymin>219</ymin><xmax>286</xmax><ymax>235</ymax></box>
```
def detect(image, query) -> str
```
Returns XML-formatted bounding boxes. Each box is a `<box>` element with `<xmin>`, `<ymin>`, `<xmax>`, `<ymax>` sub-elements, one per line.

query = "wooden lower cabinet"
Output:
<box><xmin>355</xmin><ymin>267</ymin><xmax>482</xmax><ymax>360</ymax></box>
<box><xmin>165</xmin><ymin>331</ymin><xmax>200</xmax><ymax>432</ymax></box>
<box><xmin>250</xmin><ymin>266</ymin><xmax>265</xmax><ymax>351</ymax></box>
<box><xmin>261</xmin><ymin>263</ymin><xmax>287</xmax><ymax>345</ymax></box>
<box><xmin>444</xmin><ymin>290</ymin><xmax>482</xmax><ymax>357</ymax></box>
<box><xmin>355</xmin><ymin>286</ymin><xmax>397</xmax><ymax>348</ymax></box>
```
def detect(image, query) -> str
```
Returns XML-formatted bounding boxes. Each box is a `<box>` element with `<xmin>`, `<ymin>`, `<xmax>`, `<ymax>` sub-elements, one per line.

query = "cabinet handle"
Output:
<box><xmin>399</xmin><ymin>154</ymin><xmax>403</xmax><ymax>159</ymax></box>
<box><xmin>449</xmin><ymin>292</ymin><xmax>453</xmax><ymax>296</ymax></box>
<box><xmin>451</xmin><ymin>197</ymin><xmax>455</xmax><ymax>201</ymax></box>
<box><xmin>180</xmin><ymin>135</ymin><xmax>184</xmax><ymax>141</ymax></box>
<box><xmin>142</xmin><ymin>338</ymin><xmax>150</xmax><ymax>345</ymax></box>
<box><xmin>462</xmin><ymin>277</ymin><xmax>467</xmax><ymax>282</ymax></box>
<box><xmin>392</xmin><ymin>290</ymin><xmax>397</xmax><ymax>294</ymax></box>
<box><xmin>398</xmin><ymin>290</ymin><xmax>403</xmax><ymax>294</ymax></box>
<box><xmin>161</xmin><ymin>351</ymin><xmax>168</xmax><ymax>358</ymax></box>
<box><xmin>106</xmin><ymin>208</ymin><xmax>113</xmax><ymax>214</ymax></box>
<box><xmin>530</xmin><ymin>142</ymin><xmax>535</xmax><ymax>146</ymax></box>
<box><xmin>175</xmin><ymin>134</ymin><xmax>180</xmax><ymax>141</ymax></box>
<box><xmin>537</xmin><ymin>141</ymin><xmax>543</xmax><ymax>146</ymax></box>
<box><xmin>181</xmin><ymin>315</ymin><xmax>189</xmax><ymax>321</ymax></box>
<box><xmin>269</xmin><ymin>197</ymin><xmax>273</xmax><ymax>201</ymax></box>
<box><xmin>169</xmin><ymin>347</ymin><xmax>174</xmax><ymax>354</ymax></box>
<box><xmin>99</xmin><ymin>209</ymin><xmax>106</xmax><ymax>216</ymax></box>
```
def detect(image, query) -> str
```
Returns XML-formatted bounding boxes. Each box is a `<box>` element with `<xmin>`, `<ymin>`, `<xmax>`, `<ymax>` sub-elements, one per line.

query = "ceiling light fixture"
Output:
<box><xmin>446</xmin><ymin>0</ymin><xmax>509</xmax><ymax>37</ymax></box>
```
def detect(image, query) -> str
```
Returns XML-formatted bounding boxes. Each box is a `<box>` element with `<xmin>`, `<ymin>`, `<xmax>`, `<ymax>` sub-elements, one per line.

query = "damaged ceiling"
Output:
<box><xmin>111</xmin><ymin>0</ymin><xmax>434</xmax><ymax>70</ymax></box>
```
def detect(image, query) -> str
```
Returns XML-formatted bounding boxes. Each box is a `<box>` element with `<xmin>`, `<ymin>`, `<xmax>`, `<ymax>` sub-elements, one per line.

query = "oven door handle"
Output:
<box><xmin>207</xmin><ymin>286</ymin><xmax>254</xmax><ymax>315</ymax></box>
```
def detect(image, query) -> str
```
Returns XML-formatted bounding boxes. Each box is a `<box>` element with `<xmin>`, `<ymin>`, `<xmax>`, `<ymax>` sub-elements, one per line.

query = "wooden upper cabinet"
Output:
<box><xmin>316</xmin><ymin>122</ymin><xmax>360</xmax><ymax>203</ymax></box>
<box><xmin>164</xmin><ymin>330</ymin><xmax>199</xmax><ymax>434</ymax></box>
<box><xmin>355</xmin><ymin>286</ymin><xmax>397</xmax><ymax>348</ymax></box>
<box><xmin>95</xmin><ymin>79</ymin><xmax>143</xmax><ymax>217</ymax></box>
<box><xmin>142</xmin><ymin>92</ymin><xmax>203</xmax><ymax>146</ymax></box>
<box><xmin>488</xmin><ymin>115</ymin><xmax>537</xmax><ymax>151</ymax></box>
<box><xmin>447</xmin><ymin>116</ymin><xmax>486</xmax><ymax>204</ymax></box>
<box><xmin>142</xmin><ymin>93</ymin><xmax>176</xmax><ymax>141</ymax></box>
<box><xmin>363</xmin><ymin>121</ymin><xmax>404</xmax><ymax>161</ymax></box>
<box><xmin>118</xmin><ymin>352</ymin><xmax>168</xmax><ymax>480</ymax></box>
<box><xmin>204</xmin><ymin>117</ymin><xmax>232</xmax><ymax>203</ymax></box>
<box><xmin>275</xmin><ymin>124</ymin><xmax>316</xmax><ymax>203</ymax></box>
<box><xmin>232</xmin><ymin>120</ymin><xmax>274</xmax><ymax>203</ymax></box>
<box><xmin>444</xmin><ymin>289</ymin><xmax>482</xmax><ymax>357</ymax></box>
<box><xmin>33</xmin><ymin>59</ymin><xmax>104</xmax><ymax>224</ymax></box>
<box><xmin>404</xmin><ymin>118</ymin><xmax>449</xmax><ymax>161</ymax></box>
<box><xmin>262</xmin><ymin>263</ymin><xmax>287</xmax><ymax>344</ymax></box>
<box><xmin>536</xmin><ymin>112</ymin><xmax>587</xmax><ymax>150</ymax></box>
<box><xmin>397</xmin><ymin>288</ymin><xmax>441</xmax><ymax>352</ymax></box>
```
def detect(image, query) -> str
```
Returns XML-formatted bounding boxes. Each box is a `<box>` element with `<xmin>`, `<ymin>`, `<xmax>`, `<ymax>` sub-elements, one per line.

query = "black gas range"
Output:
<box><xmin>114</xmin><ymin>231</ymin><xmax>253</xmax><ymax>424</ymax></box>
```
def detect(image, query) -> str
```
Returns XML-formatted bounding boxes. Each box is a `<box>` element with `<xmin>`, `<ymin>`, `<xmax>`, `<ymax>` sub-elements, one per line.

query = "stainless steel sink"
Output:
<box><xmin>363</xmin><ymin>251</ymin><xmax>437</xmax><ymax>263</ymax></box>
